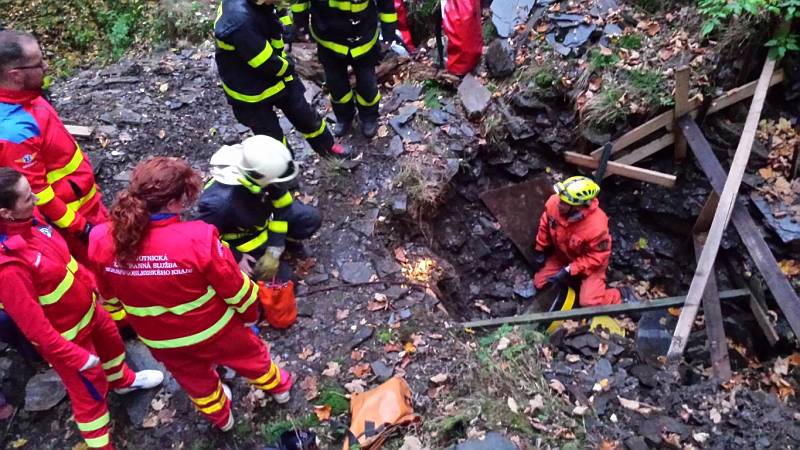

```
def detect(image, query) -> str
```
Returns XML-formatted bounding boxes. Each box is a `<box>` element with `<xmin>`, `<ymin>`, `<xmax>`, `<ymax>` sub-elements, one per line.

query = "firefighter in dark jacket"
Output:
<box><xmin>195</xmin><ymin>135</ymin><xmax>321</xmax><ymax>280</ymax></box>
<box><xmin>292</xmin><ymin>0</ymin><xmax>397</xmax><ymax>138</ymax></box>
<box><xmin>214</xmin><ymin>0</ymin><xmax>350</xmax><ymax>158</ymax></box>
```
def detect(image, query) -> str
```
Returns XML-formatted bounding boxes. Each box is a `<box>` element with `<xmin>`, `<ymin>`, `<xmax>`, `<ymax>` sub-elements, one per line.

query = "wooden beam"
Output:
<box><xmin>693</xmin><ymin>192</ymin><xmax>720</xmax><ymax>234</ymax></box>
<box><xmin>668</xmin><ymin>57</ymin><xmax>777</xmax><ymax>361</ymax></box>
<box><xmin>589</xmin><ymin>69</ymin><xmax>785</xmax><ymax>159</ymax></box>
<box><xmin>674</xmin><ymin>67</ymin><xmax>691</xmax><ymax>160</ymax></box>
<box><xmin>723</xmin><ymin>255</ymin><xmax>780</xmax><ymax>345</ymax></box>
<box><xmin>461</xmin><ymin>289</ymin><xmax>750</xmax><ymax>329</ymax></box>
<box><xmin>693</xmin><ymin>233</ymin><xmax>732</xmax><ymax>382</ymax></box>
<box><xmin>612</xmin><ymin>134</ymin><xmax>675</xmax><ymax>168</ymax></box>
<box><xmin>565</xmin><ymin>151</ymin><xmax>677</xmax><ymax>187</ymax></box>
<box><xmin>65</xmin><ymin>125</ymin><xmax>93</xmax><ymax>137</ymax></box>
<box><xmin>681</xmin><ymin>116</ymin><xmax>800</xmax><ymax>339</ymax></box>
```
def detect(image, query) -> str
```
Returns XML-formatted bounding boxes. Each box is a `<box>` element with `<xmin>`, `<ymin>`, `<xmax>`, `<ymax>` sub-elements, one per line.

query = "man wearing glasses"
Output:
<box><xmin>0</xmin><ymin>30</ymin><xmax>107</xmax><ymax>265</ymax></box>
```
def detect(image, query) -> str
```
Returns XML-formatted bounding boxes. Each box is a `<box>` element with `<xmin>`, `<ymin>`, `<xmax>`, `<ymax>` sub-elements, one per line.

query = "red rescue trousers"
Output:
<box><xmin>534</xmin><ymin>255</ymin><xmax>621</xmax><ymax>307</ymax></box>
<box><xmin>148</xmin><ymin>321</ymin><xmax>291</xmax><ymax>428</ymax></box>
<box><xmin>51</xmin><ymin>305</ymin><xmax>136</xmax><ymax>450</ymax></box>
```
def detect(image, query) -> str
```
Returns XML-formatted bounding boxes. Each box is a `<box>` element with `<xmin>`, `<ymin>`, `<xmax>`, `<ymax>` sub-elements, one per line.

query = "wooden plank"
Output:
<box><xmin>722</xmin><ymin>256</ymin><xmax>779</xmax><ymax>345</ymax></box>
<box><xmin>668</xmin><ymin>57</ymin><xmax>777</xmax><ymax>361</ymax></box>
<box><xmin>693</xmin><ymin>233</ymin><xmax>732</xmax><ymax>381</ymax></box>
<box><xmin>693</xmin><ymin>192</ymin><xmax>720</xmax><ymax>233</ymax></box>
<box><xmin>674</xmin><ymin>67</ymin><xmax>691</xmax><ymax>160</ymax></box>
<box><xmin>681</xmin><ymin>116</ymin><xmax>800</xmax><ymax>339</ymax></box>
<box><xmin>65</xmin><ymin>125</ymin><xmax>93</xmax><ymax>137</ymax></box>
<box><xmin>707</xmin><ymin>69</ymin><xmax>785</xmax><ymax>115</ymax></box>
<box><xmin>461</xmin><ymin>289</ymin><xmax>750</xmax><ymax>329</ymax></box>
<box><xmin>565</xmin><ymin>151</ymin><xmax>677</xmax><ymax>187</ymax></box>
<box><xmin>612</xmin><ymin>133</ymin><xmax>675</xmax><ymax>168</ymax></box>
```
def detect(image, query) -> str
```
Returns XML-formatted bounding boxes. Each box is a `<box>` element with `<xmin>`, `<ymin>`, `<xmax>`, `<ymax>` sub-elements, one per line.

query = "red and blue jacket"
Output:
<box><xmin>0</xmin><ymin>88</ymin><xmax>105</xmax><ymax>234</ymax></box>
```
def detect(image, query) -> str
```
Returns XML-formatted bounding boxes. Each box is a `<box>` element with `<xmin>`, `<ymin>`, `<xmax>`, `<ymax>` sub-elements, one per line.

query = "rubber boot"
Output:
<box><xmin>360</xmin><ymin>117</ymin><xmax>378</xmax><ymax>139</ymax></box>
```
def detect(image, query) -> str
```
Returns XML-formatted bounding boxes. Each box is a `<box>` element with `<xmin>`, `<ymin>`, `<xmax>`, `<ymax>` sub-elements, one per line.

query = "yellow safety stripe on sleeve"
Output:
<box><xmin>328</xmin><ymin>0</ymin><xmax>370</xmax><ymax>12</ymax></box>
<box><xmin>224</xmin><ymin>274</ymin><xmax>253</xmax><ymax>305</ymax></box>
<box><xmin>235</xmin><ymin>229</ymin><xmax>268</xmax><ymax>253</ymax></box>
<box><xmin>106</xmin><ymin>368</ymin><xmax>125</xmax><ymax>382</ymax></box>
<box><xmin>46</xmin><ymin>147</ymin><xmax>84</xmax><ymax>185</ymax></box>
<box><xmin>139</xmin><ymin>308</ymin><xmax>235</xmax><ymax>349</ymax></box>
<box><xmin>39</xmin><ymin>257</ymin><xmax>78</xmax><ymax>306</ymax></box>
<box><xmin>276</xmin><ymin>57</ymin><xmax>289</xmax><ymax>77</ymax></box>
<box><xmin>124</xmin><ymin>286</ymin><xmax>216</xmax><ymax>317</ymax></box>
<box><xmin>52</xmin><ymin>206</ymin><xmax>77</xmax><ymax>229</ymax></box>
<box><xmin>84</xmin><ymin>433</ymin><xmax>110</xmax><ymax>449</ymax></box>
<box><xmin>272</xmin><ymin>191</ymin><xmax>293</xmax><ymax>208</ymax></box>
<box><xmin>222</xmin><ymin>77</ymin><xmax>291</xmax><ymax>103</ymax></box>
<box><xmin>216</xmin><ymin>39</ymin><xmax>235</xmax><ymax>51</ymax></box>
<box><xmin>109</xmin><ymin>308</ymin><xmax>127</xmax><ymax>321</ymax></box>
<box><xmin>301</xmin><ymin>120</ymin><xmax>327</xmax><ymax>139</ymax></box>
<box><xmin>332</xmin><ymin>90</ymin><xmax>354</xmax><ymax>104</ymax></box>
<box><xmin>105</xmin><ymin>297</ymin><xmax>121</xmax><ymax>305</ymax></box>
<box><xmin>249</xmin><ymin>363</ymin><xmax>280</xmax><ymax>388</ymax></box>
<box><xmin>66</xmin><ymin>184</ymin><xmax>98</xmax><ymax>212</ymax></box>
<box><xmin>356</xmin><ymin>91</ymin><xmax>381</xmax><ymax>107</ymax></box>
<box><xmin>248</xmin><ymin>41</ymin><xmax>274</xmax><ymax>68</ymax></box>
<box><xmin>102</xmin><ymin>353</ymin><xmax>126</xmax><ymax>370</ymax></box>
<box><xmin>215</xmin><ymin>2</ymin><xmax>223</xmax><ymax>27</ymax></box>
<box><xmin>197</xmin><ymin>395</ymin><xmax>227</xmax><ymax>414</ymax></box>
<box><xmin>77</xmin><ymin>412</ymin><xmax>110</xmax><ymax>432</ymax></box>
<box><xmin>352</xmin><ymin>29</ymin><xmax>380</xmax><ymax>58</ymax></box>
<box><xmin>233</xmin><ymin>283</ymin><xmax>259</xmax><ymax>314</ymax></box>
<box><xmin>379</xmin><ymin>12</ymin><xmax>398</xmax><ymax>23</ymax></box>
<box><xmin>291</xmin><ymin>2</ymin><xmax>310</xmax><ymax>12</ymax></box>
<box><xmin>268</xmin><ymin>220</ymin><xmax>289</xmax><ymax>234</ymax></box>
<box><xmin>192</xmin><ymin>384</ymin><xmax>223</xmax><ymax>406</ymax></box>
<box><xmin>35</xmin><ymin>186</ymin><xmax>56</xmax><ymax>205</ymax></box>
<box><xmin>280</xmin><ymin>14</ymin><xmax>293</xmax><ymax>26</ymax></box>
<box><xmin>270</xmin><ymin>38</ymin><xmax>285</xmax><ymax>49</ymax></box>
<box><xmin>62</xmin><ymin>301</ymin><xmax>96</xmax><ymax>341</ymax></box>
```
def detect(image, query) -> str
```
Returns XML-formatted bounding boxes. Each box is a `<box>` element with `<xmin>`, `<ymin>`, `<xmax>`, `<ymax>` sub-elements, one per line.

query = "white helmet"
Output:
<box><xmin>209</xmin><ymin>135</ymin><xmax>298</xmax><ymax>187</ymax></box>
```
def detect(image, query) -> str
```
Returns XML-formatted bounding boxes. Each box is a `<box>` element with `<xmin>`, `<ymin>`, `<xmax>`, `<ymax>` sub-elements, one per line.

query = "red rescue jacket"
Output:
<box><xmin>0</xmin><ymin>219</ymin><xmax>96</xmax><ymax>370</ymax></box>
<box><xmin>88</xmin><ymin>214</ymin><xmax>259</xmax><ymax>351</ymax></box>
<box><xmin>534</xmin><ymin>195</ymin><xmax>612</xmax><ymax>277</ymax></box>
<box><xmin>0</xmin><ymin>88</ymin><xmax>105</xmax><ymax>233</ymax></box>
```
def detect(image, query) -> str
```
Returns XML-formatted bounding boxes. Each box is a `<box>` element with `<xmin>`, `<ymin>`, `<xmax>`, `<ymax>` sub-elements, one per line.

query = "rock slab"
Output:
<box><xmin>458</xmin><ymin>75</ymin><xmax>492</xmax><ymax>120</ymax></box>
<box><xmin>25</xmin><ymin>369</ymin><xmax>66</xmax><ymax>412</ymax></box>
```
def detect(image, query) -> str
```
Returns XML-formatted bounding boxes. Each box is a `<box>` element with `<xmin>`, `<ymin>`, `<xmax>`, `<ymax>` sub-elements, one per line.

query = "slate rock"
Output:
<box><xmin>304</xmin><ymin>273</ymin><xmax>329</xmax><ymax>286</ymax></box>
<box><xmin>371</xmin><ymin>360</ymin><xmax>394</xmax><ymax>382</ymax></box>
<box><xmin>25</xmin><ymin>369</ymin><xmax>66</xmax><ymax>412</ymax></box>
<box><xmin>427</xmin><ymin>108</ymin><xmax>451</xmax><ymax>125</ymax></box>
<box><xmin>391</xmin><ymin>194</ymin><xmax>408</xmax><ymax>213</ymax></box>
<box><xmin>450</xmin><ymin>431</ymin><xmax>517</xmax><ymax>450</ymax></box>
<box><xmin>485</xmin><ymin>39</ymin><xmax>516</xmax><ymax>78</ymax></box>
<box><xmin>394</xmin><ymin>83</ymin><xmax>423</xmax><ymax>102</ymax></box>
<box><xmin>384</xmin><ymin>286</ymin><xmax>410</xmax><ymax>300</ymax></box>
<box><xmin>512</xmin><ymin>89</ymin><xmax>548</xmax><ymax>111</ymax></box>
<box><xmin>351</xmin><ymin>208</ymin><xmax>380</xmax><ymax>238</ymax></box>
<box><xmin>387</xmin><ymin>135</ymin><xmax>405</xmax><ymax>157</ymax></box>
<box><xmin>389</xmin><ymin>118</ymin><xmax>422</xmax><ymax>143</ymax></box>
<box><xmin>513</xmin><ymin>280</ymin><xmax>536</xmax><ymax>299</ymax></box>
<box><xmin>296</xmin><ymin>298</ymin><xmax>314</xmax><ymax>317</ymax></box>
<box><xmin>593</xmin><ymin>358</ymin><xmax>614</xmax><ymax>381</ymax></box>
<box><xmin>395</xmin><ymin>105</ymin><xmax>419</xmax><ymax>124</ymax></box>
<box><xmin>624</xmin><ymin>436</ymin><xmax>649</xmax><ymax>450</ymax></box>
<box><xmin>630</xmin><ymin>364</ymin><xmax>659</xmax><ymax>388</ymax></box>
<box><xmin>349</xmin><ymin>327</ymin><xmax>374</xmax><ymax>349</ymax></box>
<box><xmin>340</xmin><ymin>261</ymin><xmax>376</xmax><ymax>284</ymax></box>
<box><xmin>458</xmin><ymin>75</ymin><xmax>492</xmax><ymax>120</ymax></box>
<box><xmin>374</xmin><ymin>257</ymin><xmax>402</xmax><ymax>277</ymax></box>
<box><xmin>491</xmin><ymin>0</ymin><xmax>536</xmax><ymax>38</ymax></box>
<box><xmin>123</xmin><ymin>340</ymin><xmax>179</xmax><ymax>427</ymax></box>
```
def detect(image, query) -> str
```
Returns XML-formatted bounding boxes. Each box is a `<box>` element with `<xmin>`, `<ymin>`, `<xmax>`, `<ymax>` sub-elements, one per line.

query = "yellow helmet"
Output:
<box><xmin>554</xmin><ymin>176</ymin><xmax>600</xmax><ymax>206</ymax></box>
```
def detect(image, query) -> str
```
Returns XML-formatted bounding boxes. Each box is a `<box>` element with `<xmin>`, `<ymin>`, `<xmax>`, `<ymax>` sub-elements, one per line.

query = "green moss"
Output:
<box><xmin>318</xmin><ymin>385</ymin><xmax>350</xmax><ymax>415</ymax></box>
<box><xmin>619</xmin><ymin>34</ymin><xmax>644</xmax><ymax>50</ymax></box>
<box><xmin>627</xmin><ymin>68</ymin><xmax>674</xmax><ymax>108</ymax></box>
<box><xmin>262</xmin><ymin>414</ymin><xmax>320</xmax><ymax>444</ymax></box>
<box><xmin>377</xmin><ymin>328</ymin><xmax>394</xmax><ymax>344</ymax></box>
<box><xmin>588</xmin><ymin>48</ymin><xmax>621</xmax><ymax>70</ymax></box>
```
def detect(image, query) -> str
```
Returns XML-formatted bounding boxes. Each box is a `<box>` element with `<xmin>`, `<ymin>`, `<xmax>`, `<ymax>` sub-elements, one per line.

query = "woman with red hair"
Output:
<box><xmin>0</xmin><ymin>167</ymin><xmax>163</xmax><ymax>450</ymax></box>
<box><xmin>87</xmin><ymin>157</ymin><xmax>292</xmax><ymax>432</ymax></box>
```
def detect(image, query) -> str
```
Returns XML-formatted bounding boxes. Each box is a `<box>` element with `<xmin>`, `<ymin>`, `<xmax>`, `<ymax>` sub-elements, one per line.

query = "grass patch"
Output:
<box><xmin>318</xmin><ymin>385</ymin><xmax>350</xmax><ymax>416</ymax></box>
<box><xmin>392</xmin><ymin>157</ymin><xmax>450</xmax><ymax>219</ymax></box>
<box><xmin>377</xmin><ymin>328</ymin><xmax>394</xmax><ymax>344</ymax></box>
<box><xmin>262</xmin><ymin>414</ymin><xmax>321</xmax><ymax>444</ymax></box>
<box><xmin>423</xmin><ymin>80</ymin><xmax>447</xmax><ymax>109</ymax></box>
<box><xmin>627</xmin><ymin>68</ymin><xmax>673</xmax><ymax>108</ymax></box>
<box><xmin>619</xmin><ymin>33</ymin><xmax>644</xmax><ymax>50</ymax></box>
<box><xmin>587</xmin><ymin>48</ymin><xmax>621</xmax><ymax>70</ymax></box>
<box><xmin>582</xmin><ymin>84</ymin><xmax>625</xmax><ymax>131</ymax></box>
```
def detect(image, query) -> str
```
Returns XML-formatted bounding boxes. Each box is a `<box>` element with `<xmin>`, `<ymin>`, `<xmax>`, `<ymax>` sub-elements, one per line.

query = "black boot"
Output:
<box><xmin>360</xmin><ymin>117</ymin><xmax>378</xmax><ymax>139</ymax></box>
<box><xmin>333</xmin><ymin>120</ymin><xmax>351</xmax><ymax>137</ymax></box>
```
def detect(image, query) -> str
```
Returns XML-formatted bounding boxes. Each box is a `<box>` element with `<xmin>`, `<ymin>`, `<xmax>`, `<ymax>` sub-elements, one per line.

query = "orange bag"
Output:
<box><xmin>343</xmin><ymin>377</ymin><xmax>421</xmax><ymax>450</ymax></box>
<box><xmin>257</xmin><ymin>280</ymin><xmax>297</xmax><ymax>329</ymax></box>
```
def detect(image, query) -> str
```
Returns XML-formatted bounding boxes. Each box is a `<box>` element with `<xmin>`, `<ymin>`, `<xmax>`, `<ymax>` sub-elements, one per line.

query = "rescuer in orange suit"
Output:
<box><xmin>532</xmin><ymin>176</ymin><xmax>631</xmax><ymax>307</ymax></box>
<box><xmin>87</xmin><ymin>157</ymin><xmax>292</xmax><ymax>432</ymax></box>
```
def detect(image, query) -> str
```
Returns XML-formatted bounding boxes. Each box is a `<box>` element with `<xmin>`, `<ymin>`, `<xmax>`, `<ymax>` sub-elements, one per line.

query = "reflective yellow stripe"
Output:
<box><xmin>328</xmin><ymin>0</ymin><xmax>370</xmax><ymax>12</ymax></box>
<box><xmin>109</xmin><ymin>309</ymin><xmax>127</xmax><ymax>321</ymax></box>
<box><xmin>102</xmin><ymin>353</ymin><xmax>126</xmax><ymax>370</ymax></box>
<box><xmin>356</xmin><ymin>91</ymin><xmax>381</xmax><ymax>107</ymax></box>
<box><xmin>124</xmin><ymin>286</ymin><xmax>216</xmax><ymax>317</ymax></box>
<box><xmin>192</xmin><ymin>384</ymin><xmax>222</xmax><ymax>405</ymax></box>
<box><xmin>222</xmin><ymin>77</ymin><xmax>291</xmax><ymax>103</ymax></box>
<box><xmin>66</xmin><ymin>184</ymin><xmax>97</xmax><ymax>212</ymax></box>
<box><xmin>139</xmin><ymin>308</ymin><xmax>235</xmax><ymax>349</ymax></box>
<box><xmin>276</xmin><ymin>57</ymin><xmax>289</xmax><ymax>77</ymax></box>
<box><xmin>216</xmin><ymin>39</ymin><xmax>235</xmax><ymax>50</ymax></box>
<box><xmin>268</xmin><ymin>220</ymin><xmax>289</xmax><ymax>234</ymax></box>
<box><xmin>272</xmin><ymin>192</ymin><xmax>293</xmax><ymax>208</ymax></box>
<box><xmin>270</xmin><ymin>38</ymin><xmax>285</xmax><ymax>48</ymax></box>
<box><xmin>249</xmin><ymin>363</ymin><xmax>280</xmax><ymax>390</ymax></box>
<box><xmin>62</xmin><ymin>301</ymin><xmax>95</xmax><ymax>341</ymax></box>
<box><xmin>105</xmin><ymin>297</ymin><xmax>121</xmax><ymax>305</ymax></box>
<box><xmin>224</xmin><ymin>276</ymin><xmax>252</xmax><ymax>306</ymax></box>
<box><xmin>291</xmin><ymin>2</ymin><xmax>310</xmax><ymax>12</ymax></box>
<box><xmin>35</xmin><ymin>186</ymin><xmax>56</xmax><ymax>205</ymax></box>
<box><xmin>77</xmin><ymin>412</ymin><xmax>110</xmax><ymax>432</ymax></box>
<box><xmin>352</xmin><ymin>29</ymin><xmax>380</xmax><ymax>58</ymax></box>
<box><xmin>197</xmin><ymin>396</ymin><xmax>227</xmax><ymax>414</ymax></box>
<box><xmin>280</xmin><ymin>14</ymin><xmax>293</xmax><ymax>25</ymax></box>
<box><xmin>379</xmin><ymin>12</ymin><xmax>398</xmax><ymax>23</ymax></box>
<box><xmin>310</xmin><ymin>25</ymin><xmax>349</xmax><ymax>55</ymax></box>
<box><xmin>302</xmin><ymin>120</ymin><xmax>327</xmax><ymax>139</ymax></box>
<box><xmin>106</xmin><ymin>368</ymin><xmax>125</xmax><ymax>382</ymax></box>
<box><xmin>234</xmin><ymin>283</ymin><xmax>259</xmax><ymax>314</ymax></box>
<box><xmin>39</xmin><ymin>257</ymin><xmax>78</xmax><ymax>306</ymax></box>
<box><xmin>215</xmin><ymin>2</ymin><xmax>223</xmax><ymax>27</ymax></box>
<box><xmin>332</xmin><ymin>90</ymin><xmax>354</xmax><ymax>104</ymax></box>
<box><xmin>52</xmin><ymin>207</ymin><xmax>77</xmax><ymax>228</ymax></box>
<box><xmin>47</xmin><ymin>148</ymin><xmax>83</xmax><ymax>185</ymax></box>
<box><xmin>84</xmin><ymin>433</ymin><xmax>110</xmax><ymax>448</ymax></box>
<box><xmin>248</xmin><ymin>41</ymin><xmax>274</xmax><ymax>68</ymax></box>
<box><xmin>236</xmin><ymin>230</ymin><xmax>268</xmax><ymax>253</ymax></box>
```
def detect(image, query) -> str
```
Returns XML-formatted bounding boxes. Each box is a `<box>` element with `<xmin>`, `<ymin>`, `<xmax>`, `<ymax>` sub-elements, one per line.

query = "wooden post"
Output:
<box><xmin>667</xmin><ymin>57</ymin><xmax>776</xmax><ymax>362</ymax></box>
<box><xmin>673</xmin><ymin>67</ymin><xmax>691</xmax><ymax>160</ymax></box>
<box><xmin>693</xmin><ymin>233</ymin><xmax>732</xmax><ymax>382</ymax></box>
<box><xmin>693</xmin><ymin>192</ymin><xmax>720</xmax><ymax>233</ymax></box>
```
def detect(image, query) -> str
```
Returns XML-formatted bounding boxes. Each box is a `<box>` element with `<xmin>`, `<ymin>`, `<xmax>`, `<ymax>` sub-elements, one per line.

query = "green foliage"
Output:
<box><xmin>423</xmin><ymin>80</ymin><xmax>445</xmax><ymax>109</ymax></box>
<box><xmin>619</xmin><ymin>34</ymin><xmax>643</xmax><ymax>50</ymax></box>
<box><xmin>377</xmin><ymin>328</ymin><xmax>394</xmax><ymax>344</ymax></box>
<box><xmin>766</xmin><ymin>27</ymin><xmax>800</xmax><ymax>58</ymax></box>
<box><xmin>588</xmin><ymin>48</ymin><xmax>621</xmax><ymax>70</ymax></box>
<box><xmin>318</xmin><ymin>385</ymin><xmax>350</xmax><ymax>415</ymax></box>
<box><xmin>262</xmin><ymin>414</ymin><xmax>320</xmax><ymax>444</ymax></box>
<box><xmin>534</xmin><ymin>70</ymin><xmax>557</xmax><ymax>88</ymax></box>
<box><xmin>583</xmin><ymin>84</ymin><xmax>625</xmax><ymax>131</ymax></box>
<box><xmin>627</xmin><ymin>68</ymin><xmax>674</xmax><ymax>108</ymax></box>
<box><xmin>483</xmin><ymin>20</ymin><xmax>498</xmax><ymax>42</ymax></box>
<box><xmin>152</xmin><ymin>0</ymin><xmax>215</xmax><ymax>45</ymax></box>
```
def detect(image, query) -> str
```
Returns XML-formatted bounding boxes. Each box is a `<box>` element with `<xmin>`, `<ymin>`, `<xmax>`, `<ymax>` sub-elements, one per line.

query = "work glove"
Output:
<box><xmin>238</xmin><ymin>253</ymin><xmax>257</xmax><ymax>277</ymax></box>
<box><xmin>531</xmin><ymin>250</ymin><xmax>547</xmax><ymax>273</ymax></box>
<box><xmin>547</xmin><ymin>266</ymin><xmax>571</xmax><ymax>285</ymax></box>
<box><xmin>80</xmin><ymin>354</ymin><xmax>100</xmax><ymax>372</ymax></box>
<box><xmin>254</xmin><ymin>246</ymin><xmax>285</xmax><ymax>281</ymax></box>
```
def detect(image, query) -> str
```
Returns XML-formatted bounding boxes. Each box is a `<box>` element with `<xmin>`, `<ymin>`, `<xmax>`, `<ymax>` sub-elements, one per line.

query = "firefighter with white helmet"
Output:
<box><xmin>195</xmin><ymin>135</ymin><xmax>321</xmax><ymax>279</ymax></box>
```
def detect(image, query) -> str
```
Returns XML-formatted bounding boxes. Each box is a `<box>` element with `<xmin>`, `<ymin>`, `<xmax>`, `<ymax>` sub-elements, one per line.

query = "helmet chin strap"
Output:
<box><xmin>237</xmin><ymin>176</ymin><xmax>266</xmax><ymax>194</ymax></box>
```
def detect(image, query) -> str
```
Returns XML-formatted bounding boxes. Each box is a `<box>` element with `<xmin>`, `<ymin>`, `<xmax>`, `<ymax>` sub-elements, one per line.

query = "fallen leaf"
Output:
<box><xmin>549</xmin><ymin>379</ymin><xmax>566</xmax><ymax>394</ymax></box>
<box><xmin>572</xmin><ymin>405</ymin><xmax>589</xmax><ymax>416</ymax></box>
<box><xmin>618</xmin><ymin>396</ymin><xmax>664</xmax><ymax>415</ymax></box>
<box><xmin>430</xmin><ymin>373</ymin><xmax>448</xmax><ymax>384</ymax></box>
<box><xmin>566</xmin><ymin>354</ymin><xmax>581</xmax><ymax>363</ymax></box>
<box><xmin>599</xmin><ymin>46</ymin><xmax>613</xmax><ymax>56</ymax></box>
<box><xmin>349</xmin><ymin>363</ymin><xmax>372</xmax><ymax>378</ymax></box>
<box><xmin>775</xmin><ymin>357</ymin><xmax>790</xmax><ymax>376</ymax></box>
<box><xmin>404</xmin><ymin>342</ymin><xmax>417</xmax><ymax>353</ymax></box>
<box><xmin>142</xmin><ymin>412</ymin><xmax>159</xmax><ymax>429</ymax></box>
<box><xmin>336</xmin><ymin>308</ymin><xmax>350</xmax><ymax>321</ymax></box>
<box><xmin>384</xmin><ymin>343</ymin><xmax>402</xmax><ymax>353</ymax></box>
<box><xmin>709</xmin><ymin>408</ymin><xmax>722</xmax><ymax>424</ymax></box>
<box><xmin>351</xmin><ymin>349</ymin><xmax>365</xmax><ymax>361</ymax></box>
<box><xmin>157</xmin><ymin>408</ymin><xmax>176</xmax><ymax>425</ymax></box>
<box><xmin>659</xmin><ymin>48</ymin><xmax>673</xmax><ymax>61</ymax></box>
<box><xmin>496</xmin><ymin>336</ymin><xmax>511</xmax><ymax>352</ymax></box>
<box><xmin>314</xmin><ymin>404</ymin><xmax>332</xmax><ymax>421</ymax></box>
<box><xmin>72</xmin><ymin>443</ymin><xmax>89</xmax><ymax>450</ymax></box>
<box><xmin>322</xmin><ymin>361</ymin><xmax>341</xmax><ymax>378</ymax></box>
<box><xmin>693</xmin><ymin>432</ymin><xmax>710</xmax><ymax>443</ymax></box>
<box><xmin>662</xmin><ymin>433</ymin><xmax>681</xmax><ymax>446</ymax></box>
<box><xmin>508</xmin><ymin>396</ymin><xmax>520</xmax><ymax>413</ymax></box>
<box><xmin>298</xmin><ymin>347</ymin><xmax>314</xmax><ymax>360</ymax></box>
<box><xmin>344</xmin><ymin>379</ymin><xmax>367</xmax><ymax>394</ymax></box>
<box><xmin>394</xmin><ymin>246</ymin><xmax>408</xmax><ymax>263</ymax></box>
<box><xmin>599</xmin><ymin>441</ymin><xmax>618</xmax><ymax>450</ymax></box>
<box><xmin>300</xmin><ymin>375</ymin><xmax>319</xmax><ymax>400</ymax></box>
<box><xmin>528</xmin><ymin>394</ymin><xmax>545</xmax><ymax>413</ymax></box>
<box><xmin>779</xmin><ymin>260</ymin><xmax>800</xmax><ymax>277</ymax></box>
<box><xmin>11</xmin><ymin>438</ymin><xmax>27</xmax><ymax>448</ymax></box>
<box><xmin>759</xmin><ymin>166</ymin><xmax>775</xmax><ymax>179</ymax></box>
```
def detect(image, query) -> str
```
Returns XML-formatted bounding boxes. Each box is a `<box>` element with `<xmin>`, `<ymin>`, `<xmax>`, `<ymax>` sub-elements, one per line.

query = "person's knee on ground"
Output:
<box><xmin>285</xmin><ymin>202</ymin><xmax>321</xmax><ymax>240</ymax></box>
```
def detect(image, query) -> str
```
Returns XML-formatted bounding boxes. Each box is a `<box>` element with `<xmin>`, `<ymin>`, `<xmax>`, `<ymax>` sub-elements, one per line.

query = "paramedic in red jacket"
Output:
<box><xmin>88</xmin><ymin>157</ymin><xmax>293</xmax><ymax>432</ymax></box>
<box><xmin>0</xmin><ymin>30</ymin><xmax>106</xmax><ymax>265</ymax></box>
<box><xmin>532</xmin><ymin>176</ymin><xmax>622</xmax><ymax>307</ymax></box>
<box><xmin>0</xmin><ymin>167</ymin><xmax>163</xmax><ymax>450</ymax></box>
